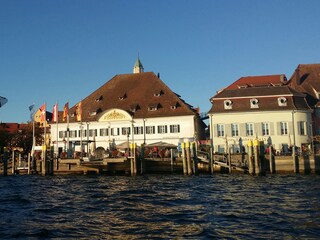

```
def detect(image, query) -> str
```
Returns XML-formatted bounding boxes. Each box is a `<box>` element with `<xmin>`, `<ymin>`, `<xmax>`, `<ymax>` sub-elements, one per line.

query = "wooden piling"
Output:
<box><xmin>140</xmin><ymin>144</ymin><xmax>145</xmax><ymax>174</ymax></box>
<box><xmin>56</xmin><ymin>157</ymin><xmax>59</xmax><ymax>171</ymax></box>
<box><xmin>248</xmin><ymin>140</ymin><xmax>254</xmax><ymax>175</ymax></box>
<box><xmin>28</xmin><ymin>153</ymin><xmax>31</xmax><ymax>174</ymax></box>
<box><xmin>228</xmin><ymin>147</ymin><xmax>232</xmax><ymax>174</ymax></box>
<box><xmin>209</xmin><ymin>139</ymin><xmax>214</xmax><ymax>174</ymax></box>
<box><xmin>186</xmin><ymin>142</ymin><xmax>192</xmax><ymax>175</ymax></box>
<box><xmin>170</xmin><ymin>149</ymin><xmax>174</xmax><ymax>173</ymax></box>
<box><xmin>191</xmin><ymin>142</ymin><xmax>198</xmax><ymax>175</ymax></box>
<box><xmin>269</xmin><ymin>146</ymin><xmax>274</xmax><ymax>174</ymax></box>
<box><xmin>254</xmin><ymin>139</ymin><xmax>261</xmax><ymax>175</ymax></box>
<box><xmin>3</xmin><ymin>147</ymin><xmax>8</xmax><ymax>176</ymax></box>
<box><xmin>130</xmin><ymin>143</ymin><xmax>137</xmax><ymax>176</ymax></box>
<box><xmin>292</xmin><ymin>146</ymin><xmax>298</xmax><ymax>173</ymax></box>
<box><xmin>181</xmin><ymin>143</ymin><xmax>187</xmax><ymax>175</ymax></box>
<box><xmin>12</xmin><ymin>151</ymin><xmax>15</xmax><ymax>175</ymax></box>
<box><xmin>41</xmin><ymin>145</ymin><xmax>47</xmax><ymax>176</ymax></box>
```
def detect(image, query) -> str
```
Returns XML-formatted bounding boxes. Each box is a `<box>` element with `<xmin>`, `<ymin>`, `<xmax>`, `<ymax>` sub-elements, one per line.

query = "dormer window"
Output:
<box><xmin>278</xmin><ymin>97</ymin><xmax>287</xmax><ymax>106</ymax></box>
<box><xmin>119</xmin><ymin>93</ymin><xmax>127</xmax><ymax>100</ymax></box>
<box><xmin>154</xmin><ymin>90</ymin><xmax>164</xmax><ymax>97</ymax></box>
<box><xmin>130</xmin><ymin>104</ymin><xmax>140</xmax><ymax>112</ymax></box>
<box><xmin>148</xmin><ymin>103</ymin><xmax>160</xmax><ymax>111</ymax></box>
<box><xmin>250</xmin><ymin>98</ymin><xmax>259</xmax><ymax>108</ymax></box>
<box><xmin>95</xmin><ymin>95</ymin><xmax>103</xmax><ymax>102</ymax></box>
<box><xmin>170</xmin><ymin>102</ymin><xmax>180</xmax><ymax>110</ymax></box>
<box><xmin>89</xmin><ymin>111</ymin><xmax>97</xmax><ymax>116</ymax></box>
<box><xmin>238</xmin><ymin>84</ymin><xmax>249</xmax><ymax>89</ymax></box>
<box><xmin>224</xmin><ymin>100</ymin><xmax>233</xmax><ymax>109</ymax></box>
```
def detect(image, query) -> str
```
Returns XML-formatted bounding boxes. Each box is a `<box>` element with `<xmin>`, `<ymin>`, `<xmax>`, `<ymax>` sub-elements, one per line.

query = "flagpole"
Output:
<box><xmin>32</xmin><ymin>115</ymin><xmax>35</xmax><ymax>171</ymax></box>
<box><xmin>43</xmin><ymin>102</ymin><xmax>47</xmax><ymax>176</ymax></box>
<box><xmin>30</xmin><ymin>103</ymin><xmax>35</xmax><ymax>172</ymax></box>
<box><xmin>56</xmin><ymin>102</ymin><xmax>59</xmax><ymax>158</ymax></box>
<box><xmin>66</xmin><ymin>100</ymin><xmax>70</xmax><ymax>158</ymax></box>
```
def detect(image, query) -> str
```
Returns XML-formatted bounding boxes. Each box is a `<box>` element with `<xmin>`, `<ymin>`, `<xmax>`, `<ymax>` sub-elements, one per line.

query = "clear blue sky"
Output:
<box><xmin>1</xmin><ymin>0</ymin><xmax>320</xmax><ymax>123</ymax></box>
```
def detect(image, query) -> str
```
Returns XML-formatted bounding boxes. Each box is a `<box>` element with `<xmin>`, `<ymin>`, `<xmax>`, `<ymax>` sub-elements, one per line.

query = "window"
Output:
<box><xmin>278</xmin><ymin>97</ymin><xmax>287</xmax><ymax>106</ymax></box>
<box><xmin>89</xmin><ymin>129</ymin><xmax>97</xmax><ymax>137</ymax></box>
<box><xmin>100</xmin><ymin>128</ymin><xmax>109</xmax><ymax>137</ymax></box>
<box><xmin>134</xmin><ymin>126</ymin><xmax>143</xmax><ymax>135</ymax></box>
<box><xmin>217</xmin><ymin>124</ymin><xmax>225</xmax><ymax>137</ymax></box>
<box><xmin>250</xmin><ymin>98</ymin><xmax>259</xmax><ymax>108</ymax></box>
<box><xmin>158</xmin><ymin>125</ymin><xmax>167</xmax><ymax>134</ymax></box>
<box><xmin>58</xmin><ymin>131</ymin><xmax>65</xmax><ymax>138</ymax></box>
<box><xmin>262</xmin><ymin>122</ymin><xmax>269</xmax><ymax>136</ymax></box>
<box><xmin>170</xmin><ymin>124</ymin><xmax>180</xmax><ymax>133</ymax></box>
<box><xmin>280</xmin><ymin>122</ymin><xmax>288</xmax><ymax>135</ymax></box>
<box><xmin>122</xmin><ymin>127</ymin><xmax>130</xmax><ymax>135</ymax></box>
<box><xmin>111</xmin><ymin>128</ymin><xmax>120</xmax><ymax>136</ymax></box>
<box><xmin>146</xmin><ymin>126</ymin><xmax>155</xmax><ymax>134</ymax></box>
<box><xmin>224</xmin><ymin>100</ymin><xmax>233</xmax><ymax>109</ymax></box>
<box><xmin>298</xmin><ymin>121</ymin><xmax>306</xmax><ymax>135</ymax></box>
<box><xmin>69</xmin><ymin>130</ymin><xmax>77</xmax><ymax>138</ymax></box>
<box><xmin>78</xmin><ymin>130</ymin><xmax>87</xmax><ymax>137</ymax></box>
<box><xmin>246</xmin><ymin>123</ymin><xmax>254</xmax><ymax>136</ymax></box>
<box><xmin>231</xmin><ymin>123</ymin><xmax>239</xmax><ymax>137</ymax></box>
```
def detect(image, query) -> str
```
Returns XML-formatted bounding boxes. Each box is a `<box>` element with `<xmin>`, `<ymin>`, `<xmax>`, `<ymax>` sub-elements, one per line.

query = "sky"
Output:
<box><xmin>1</xmin><ymin>0</ymin><xmax>320</xmax><ymax>123</ymax></box>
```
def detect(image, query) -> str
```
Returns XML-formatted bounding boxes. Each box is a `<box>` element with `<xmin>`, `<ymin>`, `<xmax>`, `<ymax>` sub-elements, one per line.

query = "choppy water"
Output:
<box><xmin>0</xmin><ymin>174</ymin><xmax>319</xmax><ymax>239</ymax></box>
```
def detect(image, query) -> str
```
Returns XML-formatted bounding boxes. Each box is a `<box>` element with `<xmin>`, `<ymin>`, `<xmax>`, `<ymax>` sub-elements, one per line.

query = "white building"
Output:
<box><xmin>208</xmin><ymin>74</ymin><xmax>313</xmax><ymax>154</ymax></box>
<box><xmin>50</xmin><ymin>59</ymin><xmax>206</xmax><ymax>157</ymax></box>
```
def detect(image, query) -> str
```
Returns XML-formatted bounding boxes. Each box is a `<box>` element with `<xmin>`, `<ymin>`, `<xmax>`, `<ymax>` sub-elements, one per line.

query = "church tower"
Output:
<box><xmin>133</xmin><ymin>57</ymin><xmax>144</xmax><ymax>73</ymax></box>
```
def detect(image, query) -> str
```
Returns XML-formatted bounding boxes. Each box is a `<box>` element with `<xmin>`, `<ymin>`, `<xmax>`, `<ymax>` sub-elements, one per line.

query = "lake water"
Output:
<box><xmin>0</xmin><ymin>173</ymin><xmax>319</xmax><ymax>239</ymax></box>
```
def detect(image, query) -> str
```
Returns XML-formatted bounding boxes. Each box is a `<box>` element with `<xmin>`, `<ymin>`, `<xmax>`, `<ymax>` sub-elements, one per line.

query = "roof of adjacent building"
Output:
<box><xmin>0</xmin><ymin>123</ymin><xmax>28</xmax><ymax>134</ymax></box>
<box><xmin>288</xmin><ymin>64</ymin><xmax>320</xmax><ymax>106</ymax></box>
<box><xmin>224</xmin><ymin>74</ymin><xmax>288</xmax><ymax>90</ymax></box>
<box><xmin>65</xmin><ymin>72</ymin><xmax>198</xmax><ymax>122</ymax></box>
<box><xmin>209</xmin><ymin>74</ymin><xmax>311</xmax><ymax>113</ymax></box>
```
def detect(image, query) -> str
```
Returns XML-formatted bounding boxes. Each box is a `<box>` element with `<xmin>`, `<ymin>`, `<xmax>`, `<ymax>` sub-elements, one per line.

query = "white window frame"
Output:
<box><xmin>298</xmin><ymin>121</ymin><xmax>306</xmax><ymax>135</ymax></box>
<box><xmin>146</xmin><ymin>126</ymin><xmax>155</xmax><ymax>134</ymax></box>
<box><xmin>170</xmin><ymin>124</ymin><xmax>180</xmax><ymax>133</ymax></box>
<box><xmin>262</xmin><ymin>122</ymin><xmax>270</xmax><ymax>136</ymax></box>
<box><xmin>134</xmin><ymin>126</ymin><xmax>143</xmax><ymax>135</ymax></box>
<box><xmin>246</xmin><ymin>123</ymin><xmax>254</xmax><ymax>136</ymax></box>
<box><xmin>280</xmin><ymin>122</ymin><xmax>288</xmax><ymax>135</ymax></box>
<box><xmin>158</xmin><ymin>125</ymin><xmax>167</xmax><ymax>134</ymax></box>
<box><xmin>217</xmin><ymin>124</ymin><xmax>225</xmax><ymax>137</ymax></box>
<box><xmin>231</xmin><ymin>123</ymin><xmax>239</xmax><ymax>137</ymax></box>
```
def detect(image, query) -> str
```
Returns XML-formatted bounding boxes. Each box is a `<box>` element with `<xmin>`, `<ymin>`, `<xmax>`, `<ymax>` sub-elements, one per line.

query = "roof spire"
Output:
<box><xmin>133</xmin><ymin>56</ymin><xmax>144</xmax><ymax>73</ymax></box>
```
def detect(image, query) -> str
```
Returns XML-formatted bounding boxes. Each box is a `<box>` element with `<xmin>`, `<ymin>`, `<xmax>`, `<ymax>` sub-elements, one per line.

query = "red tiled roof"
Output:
<box><xmin>224</xmin><ymin>74</ymin><xmax>287</xmax><ymax>90</ymax></box>
<box><xmin>62</xmin><ymin>72</ymin><xmax>197</xmax><ymax>122</ymax></box>
<box><xmin>0</xmin><ymin>123</ymin><xmax>28</xmax><ymax>133</ymax></box>
<box><xmin>209</xmin><ymin>74</ymin><xmax>310</xmax><ymax>114</ymax></box>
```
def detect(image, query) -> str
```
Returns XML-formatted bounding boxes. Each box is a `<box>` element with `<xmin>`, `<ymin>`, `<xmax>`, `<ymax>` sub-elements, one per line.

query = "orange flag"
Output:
<box><xmin>63</xmin><ymin>102</ymin><xmax>69</xmax><ymax>122</ymax></box>
<box><xmin>76</xmin><ymin>101</ymin><xmax>82</xmax><ymax>122</ymax></box>
<box><xmin>52</xmin><ymin>103</ymin><xmax>58</xmax><ymax>122</ymax></box>
<box><xmin>40</xmin><ymin>103</ymin><xmax>46</xmax><ymax>122</ymax></box>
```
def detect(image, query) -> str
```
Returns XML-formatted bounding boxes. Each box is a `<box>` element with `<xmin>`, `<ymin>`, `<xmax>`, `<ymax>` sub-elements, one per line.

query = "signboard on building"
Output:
<box><xmin>98</xmin><ymin>108</ymin><xmax>132</xmax><ymax>122</ymax></box>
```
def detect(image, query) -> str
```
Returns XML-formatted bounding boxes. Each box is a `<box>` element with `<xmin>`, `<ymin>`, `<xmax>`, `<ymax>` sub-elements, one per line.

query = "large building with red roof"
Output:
<box><xmin>208</xmin><ymin>74</ymin><xmax>312</xmax><ymax>154</ymax></box>
<box><xmin>50</xmin><ymin>59</ymin><xmax>206</xmax><ymax>156</ymax></box>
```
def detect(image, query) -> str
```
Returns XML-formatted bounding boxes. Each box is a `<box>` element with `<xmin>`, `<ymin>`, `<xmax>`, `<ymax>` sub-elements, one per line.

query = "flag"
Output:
<box><xmin>29</xmin><ymin>104</ymin><xmax>35</xmax><ymax>121</ymax></box>
<box><xmin>52</xmin><ymin>103</ymin><xmax>58</xmax><ymax>122</ymax></box>
<box><xmin>63</xmin><ymin>102</ymin><xmax>69</xmax><ymax>122</ymax></box>
<box><xmin>40</xmin><ymin>103</ymin><xmax>46</xmax><ymax>122</ymax></box>
<box><xmin>76</xmin><ymin>101</ymin><xmax>82</xmax><ymax>122</ymax></box>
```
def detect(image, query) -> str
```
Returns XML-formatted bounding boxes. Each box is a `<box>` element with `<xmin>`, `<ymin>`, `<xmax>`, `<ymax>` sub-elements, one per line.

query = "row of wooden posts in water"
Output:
<box><xmin>0</xmin><ymin>140</ymin><xmax>309</xmax><ymax>176</ymax></box>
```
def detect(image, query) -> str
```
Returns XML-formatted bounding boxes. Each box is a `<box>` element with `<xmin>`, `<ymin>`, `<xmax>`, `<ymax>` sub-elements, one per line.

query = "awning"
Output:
<box><xmin>146</xmin><ymin>141</ymin><xmax>177</xmax><ymax>148</ymax></box>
